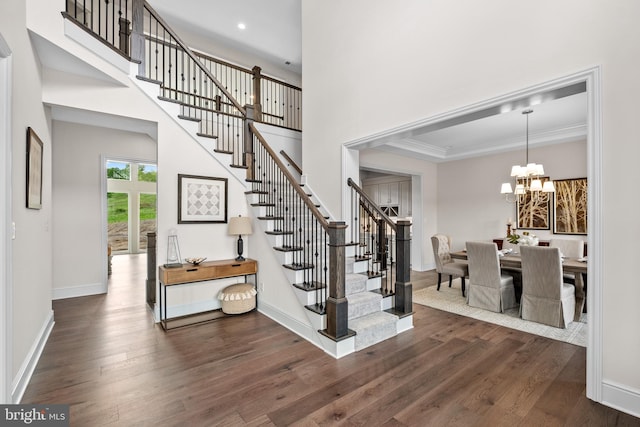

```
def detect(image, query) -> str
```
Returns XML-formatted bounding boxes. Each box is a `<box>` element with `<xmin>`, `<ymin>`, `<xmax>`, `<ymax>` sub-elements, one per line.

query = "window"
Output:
<box><xmin>106</xmin><ymin>160</ymin><xmax>156</xmax><ymax>254</ymax></box>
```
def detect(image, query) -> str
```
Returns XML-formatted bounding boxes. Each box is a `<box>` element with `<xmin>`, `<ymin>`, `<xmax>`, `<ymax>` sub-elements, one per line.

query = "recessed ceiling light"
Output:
<box><xmin>237</xmin><ymin>23</ymin><xmax>246</xmax><ymax>30</ymax></box>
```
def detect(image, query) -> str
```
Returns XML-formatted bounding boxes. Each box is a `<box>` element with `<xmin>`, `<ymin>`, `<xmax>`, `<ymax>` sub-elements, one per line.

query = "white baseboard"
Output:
<box><xmin>257</xmin><ymin>301</ymin><xmax>326</xmax><ymax>352</ymax></box>
<box><xmin>12</xmin><ymin>310</ymin><xmax>54</xmax><ymax>403</ymax></box>
<box><xmin>602</xmin><ymin>380</ymin><xmax>640</xmax><ymax>418</ymax></box>
<box><xmin>52</xmin><ymin>282</ymin><xmax>106</xmax><ymax>300</ymax></box>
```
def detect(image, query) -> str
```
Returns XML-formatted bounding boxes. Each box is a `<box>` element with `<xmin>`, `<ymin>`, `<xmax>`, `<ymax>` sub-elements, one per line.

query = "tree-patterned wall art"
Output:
<box><xmin>553</xmin><ymin>178</ymin><xmax>587</xmax><ymax>235</ymax></box>
<box><xmin>516</xmin><ymin>176</ymin><xmax>551</xmax><ymax>230</ymax></box>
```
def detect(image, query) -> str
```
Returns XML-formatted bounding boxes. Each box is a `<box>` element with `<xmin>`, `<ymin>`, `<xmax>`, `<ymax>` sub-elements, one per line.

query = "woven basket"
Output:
<box><xmin>218</xmin><ymin>283</ymin><xmax>257</xmax><ymax>314</ymax></box>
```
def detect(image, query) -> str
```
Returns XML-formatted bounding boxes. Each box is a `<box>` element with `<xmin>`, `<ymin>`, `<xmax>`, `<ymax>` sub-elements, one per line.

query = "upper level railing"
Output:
<box><xmin>194</xmin><ymin>52</ymin><xmax>302</xmax><ymax>131</ymax></box>
<box><xmin>63</xmin><ymin>0</ymin><xmax>302</xmax><ymax>132</ymax></box>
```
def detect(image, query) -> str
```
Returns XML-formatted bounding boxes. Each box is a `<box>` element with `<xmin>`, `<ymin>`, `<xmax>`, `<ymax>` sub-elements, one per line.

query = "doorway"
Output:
<box><xmin>106</xmin><ymin>159</ymin><xmax>157</xmax><ymax>255</ymax></box>
<box><xmin>345</xmin><ymin>68</ymin><xmax>602</xmax><ymax>399</ymax></box>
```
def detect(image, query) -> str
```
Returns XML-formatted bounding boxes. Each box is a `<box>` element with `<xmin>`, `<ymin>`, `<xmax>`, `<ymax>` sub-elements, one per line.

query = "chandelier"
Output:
<box><xmin>501</xmin><ymin>109</ymin><xmax>555</xmax><ymax>203</ymax></box>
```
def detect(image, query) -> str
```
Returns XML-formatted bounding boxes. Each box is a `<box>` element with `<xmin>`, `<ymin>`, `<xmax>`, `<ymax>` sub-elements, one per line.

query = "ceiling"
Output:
<box><xmin>148</xmin><ymin>0</ymin><xmax>302</xmax><ymax>73</ymax></box>
<box><xmin>364</xmin><ymin>85</ymin><xmax>588</xmax><ymax>163</ymax></box>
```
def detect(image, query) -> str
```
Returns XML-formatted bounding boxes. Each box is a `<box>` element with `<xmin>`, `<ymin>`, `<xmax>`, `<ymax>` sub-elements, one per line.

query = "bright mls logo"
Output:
<box><xmin>1</xmin><ymin>405</ymin><xmax>69</xmax><ymax>426</ymax></box>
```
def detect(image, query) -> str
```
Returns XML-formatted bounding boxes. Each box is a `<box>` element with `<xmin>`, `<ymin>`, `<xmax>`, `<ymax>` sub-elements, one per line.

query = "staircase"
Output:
<box><xmin>247</xmin><ymin>185</ymin><xmax>405</xmax><ymax>353</ymax></box>
<box><xmin>62</xmin><ymin>0</ymin><xmax>413</xmax><ymax>357</ymax></box>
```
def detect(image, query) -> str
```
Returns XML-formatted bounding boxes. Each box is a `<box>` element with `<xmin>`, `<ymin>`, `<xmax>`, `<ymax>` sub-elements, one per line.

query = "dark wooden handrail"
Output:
<box><xmin>279</xmin><ymin>150</ymin><xmax>303</xmax><ymax>175</ymax></box>
<box><xmin>250</xmin><ymin>123</ymin><xmax>329</xmax><ymax>231</ymax></box>
<box><xmin>347</xmin><ymin>178</ymin><xmax>397</xmax><ymax>232</ymax></box>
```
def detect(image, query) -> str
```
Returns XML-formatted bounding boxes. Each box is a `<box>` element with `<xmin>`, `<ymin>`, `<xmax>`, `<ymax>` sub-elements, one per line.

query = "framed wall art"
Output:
<box><xmin>554</xmin><ymin>177</ymin><xmax>587</xmax><ymax>235</ymax></box>
<box><xmin>178</xmin><ymin>174</ymin><xmax>228</xmax><ymax>224</ymax></box>
<box><xmin>26</xmin><ymin>127</ymin><xmax>44</xmax><ymax>210</ymax></box>
<box><xmin>516</xmin><ymin>176</ymin><xmax>551</xmax><ymax>230</ymax></box>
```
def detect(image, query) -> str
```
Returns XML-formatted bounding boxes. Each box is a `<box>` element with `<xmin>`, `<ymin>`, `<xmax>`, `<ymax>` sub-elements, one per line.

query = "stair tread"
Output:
<box><xmin>196</xmin><ymin>132</ymin><xmax>218</xmax><ymax>139</ymax></box>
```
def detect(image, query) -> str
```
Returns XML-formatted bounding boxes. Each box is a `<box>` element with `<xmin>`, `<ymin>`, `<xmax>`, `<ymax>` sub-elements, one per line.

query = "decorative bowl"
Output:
<box><xmin>185</xmin><ymin>257</ymin><xmax>207</xmax><ymax>265</ymax></box>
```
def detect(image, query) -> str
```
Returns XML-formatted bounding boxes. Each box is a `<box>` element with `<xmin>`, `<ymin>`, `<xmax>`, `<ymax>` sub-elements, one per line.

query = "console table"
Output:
<box><xmin>158</xmin><ymin>258</ymin><xmax>258</xmax><ymax>330</ymax></box>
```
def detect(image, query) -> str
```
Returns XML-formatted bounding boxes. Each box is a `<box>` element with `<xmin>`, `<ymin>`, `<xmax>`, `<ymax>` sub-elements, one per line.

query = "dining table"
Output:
<box><xmin>450</xmin><ymin>249</ymin><xmax>587</xmax><ymax>321</ymax></box>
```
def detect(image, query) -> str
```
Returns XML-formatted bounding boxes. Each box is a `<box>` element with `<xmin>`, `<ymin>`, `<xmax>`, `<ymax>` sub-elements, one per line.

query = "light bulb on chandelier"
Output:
<box><xmin>501</xmin><ymin>109</ymin><xmax>555</xmax><ymax>203</ymax></box>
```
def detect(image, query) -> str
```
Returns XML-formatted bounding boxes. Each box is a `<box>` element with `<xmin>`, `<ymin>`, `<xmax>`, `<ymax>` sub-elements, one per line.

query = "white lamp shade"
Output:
<box><xmin>535</xmin><ymin>164</ymin><xmax>545</xmax><ymax>175</ymax></box>
<box><xmin>542</xmin><ymin>181</ymin><xmax>556</xmax><ymax>192</ymax></box>
<box><xmin>501</xmin><ymin>183</ymin><xmax>513</xmax><ymax>194</ymax></box>
<box><xmin>228</xmin><ymin>216</ymin><xmax>253</xmax><ymax>235</ymax></box>
<box><xmin>515</xmin><ymin>184</ymin><xmax>526</xmax><ymax>195</ymax></box>
<box><xmin>510</xmin><ymin>165</ymin><xmax>523</xmax><ymax>177</ymax></box>
<box><xmin>530</xmin><ymin>179</ymin><xmax>543</xmax><ymax>191</ymax></box>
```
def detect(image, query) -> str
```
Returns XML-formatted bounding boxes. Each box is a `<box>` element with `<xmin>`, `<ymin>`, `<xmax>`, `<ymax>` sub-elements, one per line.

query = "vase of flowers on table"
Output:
<box><xmin>507</xmin><ymin>231</ymin><xmax>539</xmax><ymax>246</ymax></box>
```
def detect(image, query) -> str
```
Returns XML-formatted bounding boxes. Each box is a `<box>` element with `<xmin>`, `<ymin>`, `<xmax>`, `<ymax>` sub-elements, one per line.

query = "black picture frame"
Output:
<box><xmin>553</xmin><ymin>177</ymin><xmax>588</xmax><ymax>235</ymax></box>
<box><xmin>26</xmin><ymin>127</ymin><xmax>43</xmax><ymax>210</ymax></box>
<box><xmin>178</xmin><ymin>174</ymin><xmax>228</xmax><ymax>223</ymax></box>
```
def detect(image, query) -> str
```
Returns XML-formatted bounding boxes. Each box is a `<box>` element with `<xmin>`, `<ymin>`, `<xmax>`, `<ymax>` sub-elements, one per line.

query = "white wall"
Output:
<box><xmin>1</xmin><ymin>0</ymin><xmax>54</xmax><ymax>402</ymax></box>
<box><xmin>302</xmin><ymin>0</ymin><xmax>640</xmax><ymax>415</ymax></box>
<box><xmin>52</xmin><ymin>122</ymin><xmax>156</xmax><ymax>298</ymax></box>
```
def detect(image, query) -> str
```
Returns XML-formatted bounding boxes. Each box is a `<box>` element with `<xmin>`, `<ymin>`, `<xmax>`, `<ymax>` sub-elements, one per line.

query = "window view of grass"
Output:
<box><xmin>107</xmin><ymin>193</ymin><xmax>157</xmax><ymax>223</ymax></box>
<box><xmin>107</xmin><ymin>161</ymin><xmax>157</xmax><ymax>252</ymax></box>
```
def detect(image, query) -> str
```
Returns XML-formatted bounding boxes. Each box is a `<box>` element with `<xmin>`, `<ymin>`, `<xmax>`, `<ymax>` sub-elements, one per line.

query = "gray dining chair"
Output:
<box><xmin>520</xmin><ymin>246</ymin><xmax>575</xmax><ymax>328</ymax></box>
<box><xmin>431</xmin><ymin>234</ymin><xmax>468</xmax><ymax>297</ymax></box>
<box><xmin>466</xmin><ymin>241</ymin><xmax>517</xmax><ymax>313</ymax></box>
<box><xmin>549</xmin><ymin>238</ymin><xmax>585</xmax><ymax>284</ymax></box>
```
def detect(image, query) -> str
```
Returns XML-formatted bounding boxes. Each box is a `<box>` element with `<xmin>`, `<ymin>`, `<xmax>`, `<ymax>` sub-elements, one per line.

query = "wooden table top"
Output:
<box><xmin>450</xmin><ymin>250</ymin><xmax>587</xmax><ymax>273</ymax></box>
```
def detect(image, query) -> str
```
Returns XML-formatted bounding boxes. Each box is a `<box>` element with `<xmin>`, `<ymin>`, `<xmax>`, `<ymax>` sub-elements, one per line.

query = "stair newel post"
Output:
<box><xmin>243</xmin><ymin>105</ymin><xmax>256</xmax><ymax>181</ymax></box>
<box><xmin>325</xmin><ymin>221</ymin><xmax>350</xmax><ymax>339</ymax></box>
<box><xmin>130</xmin><ymin>0</ymin><xmax>145</xmax><ymax>75</ymax></box>
<box><xmin>118</xmin><ymin>17</ymin><xmax>131</xmax><ymax>56</ymax></box>
<box><xmin>252</xmin><ymin>66</ymin><xmax>263</xmax><ymax>122</ymax></box>
<box><xmin>394</xmin><ymin>219</ymin><xmax>413</xmax><ymax>314</ymax></box>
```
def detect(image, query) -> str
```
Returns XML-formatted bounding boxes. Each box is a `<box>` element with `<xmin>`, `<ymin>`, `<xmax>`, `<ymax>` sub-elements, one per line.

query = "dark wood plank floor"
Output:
<box><xmin>22</xmin><ymin>255</ymin><xmax>640</xmax><ymax>426</ymax></box>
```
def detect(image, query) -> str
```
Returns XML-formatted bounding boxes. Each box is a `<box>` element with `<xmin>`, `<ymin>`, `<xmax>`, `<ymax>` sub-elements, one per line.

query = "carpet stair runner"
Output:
<box><xmin>345</xmin><ymin>271</ymin><xmax>398</xmax><ymax>351</ymax></box>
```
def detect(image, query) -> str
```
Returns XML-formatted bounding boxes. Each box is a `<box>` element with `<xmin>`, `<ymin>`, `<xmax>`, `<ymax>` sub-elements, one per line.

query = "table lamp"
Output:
<box><xmin>228</xmin><ymin>215</ymin><xmax>252</xmax><ymax>261</ymax></box>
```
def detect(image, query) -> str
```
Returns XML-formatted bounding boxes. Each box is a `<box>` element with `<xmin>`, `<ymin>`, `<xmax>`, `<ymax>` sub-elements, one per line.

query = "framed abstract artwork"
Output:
<box><xmin>26</xmin><ymin>127</ymin><xmax>44</xmax><ymax>210</ymax></box>
<box><xmin>178</xmin><ymin>174</ymin><xmax>228</xmax><ymax>223</ymax></box>
<box><xmin>554</xmin><ymin>178</ymin><xmax>587</xmax><ymax>235</ymax></box>
<box><xmin>516</xmin><ymin>176</ymin><xmax>551</xmax><ymax>230</ymax></box>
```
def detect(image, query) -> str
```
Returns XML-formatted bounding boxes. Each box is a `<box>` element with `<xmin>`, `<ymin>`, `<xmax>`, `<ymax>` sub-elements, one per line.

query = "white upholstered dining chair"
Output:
<box><xmin>549</xmin><ymin>238</ymin><xmax>585</xmax><ymax>284</ymax></box>
<box><xmin>520</xmin><ymin>246</ymin><xmax>575</xmax><ymax>328</ymax></box>
<box><xmin>549</xmin><ymin>238</ymin><xmax>584</xmax><ymax>258</ymax></box>
<box><xmin>466</xmin><ymin>241</ymin><xmax>517</xmax><ymax>313</ymax></box>
<box><xmin>431</xmin><ymin>234</ymin><xmax>468</xmax><ymax>297</ymax></box>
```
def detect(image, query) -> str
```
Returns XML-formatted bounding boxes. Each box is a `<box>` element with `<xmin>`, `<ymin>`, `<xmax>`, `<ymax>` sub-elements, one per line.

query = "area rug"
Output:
<box><xmin>413</xmin><ymin>279</ymin><xmax>587</xmax><ymax>347</ymax></box>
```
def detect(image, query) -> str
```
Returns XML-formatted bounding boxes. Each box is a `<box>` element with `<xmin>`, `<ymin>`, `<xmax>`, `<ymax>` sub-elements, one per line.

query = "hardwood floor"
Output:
<box><xmin>22</xmin><ymin>255</ymin><xmax>639</xmax><ymax>426</ymax></box>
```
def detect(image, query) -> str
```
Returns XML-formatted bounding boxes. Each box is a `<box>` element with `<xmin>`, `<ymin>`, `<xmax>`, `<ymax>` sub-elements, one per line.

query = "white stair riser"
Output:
<box><xmin>381</xmin><ymin>295</ymin><xmax>393</xmax><ymax>311</ymax></box>
<box><xmin>294</xmin><ymin>286</ymin><xmax>322</xmax><ymax>306</ymax></box>
<box><xmin>366</xmin><ymin>276</ymin><xmax>382</xmax><ymax>291</ymax></box>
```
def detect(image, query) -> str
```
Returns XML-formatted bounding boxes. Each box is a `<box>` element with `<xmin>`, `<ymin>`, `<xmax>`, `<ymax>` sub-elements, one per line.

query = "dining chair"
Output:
<box><xmin>466</xmin><ymin>241</ymin><xmax>517</xmax><ymax>313</ymax></box>
<box><xmin>549</xmin><ymin>238</ymin><xmax>585</xmax><ymax>284</ymax></box>
<box><xmin>431</xmin><ymin>234</ymin><xmax>468</xmax><ymax>296</ymax></box>
<box><xmin>520</xmin><ymin>246</ymin><xmax>575</xmax><ymax>328</ymax></box>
